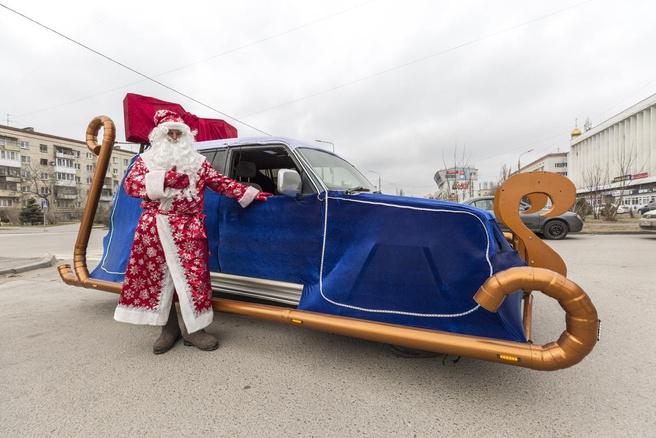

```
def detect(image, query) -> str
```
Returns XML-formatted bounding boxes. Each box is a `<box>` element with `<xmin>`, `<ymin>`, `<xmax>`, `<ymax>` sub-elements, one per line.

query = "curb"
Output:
<box><xmin>0</xmin><ymin>254</ymin><xmax>57</xmax><ymax>276</ymax></box>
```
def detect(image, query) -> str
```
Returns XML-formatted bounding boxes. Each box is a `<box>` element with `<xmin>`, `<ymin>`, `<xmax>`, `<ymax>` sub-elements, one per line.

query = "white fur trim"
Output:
<box><xmin>156</xmin><ymin>214</ymin><xmax>213</xmax><ymax>333</ymax></box>
<box><xmin>145</xmin><ymin>170</ymin><xmax>166</xmax><ymax>200</ymax></box>
<box><xmin>238</xmin><ymin>186</ymin><xmax>259</xmax><ymax>208</ymax></box>
<box><xmin>158</xmin><ymin>121</ymin><xmax>188</xmax><ymax>131</ymax></box>
<box><xmin>114</xmin><ymin>263</ymin><xmax>176</xmax><ymax>326</ymax></box>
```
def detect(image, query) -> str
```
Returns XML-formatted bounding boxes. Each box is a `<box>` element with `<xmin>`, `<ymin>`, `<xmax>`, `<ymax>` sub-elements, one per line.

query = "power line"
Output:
<box><xmin>240</xmin><ymin>0</ymin><xmax>595</xmax><ymax>119</ymax></box>
<box><xmin>0</xmin><ymin>2</ymin><xmax>271</xmax><ymax>135</ymax></box>
<box><xmin>15</xmin><ymin>0</ymin><xmax>377</xmax><ymax>119</ymax></box>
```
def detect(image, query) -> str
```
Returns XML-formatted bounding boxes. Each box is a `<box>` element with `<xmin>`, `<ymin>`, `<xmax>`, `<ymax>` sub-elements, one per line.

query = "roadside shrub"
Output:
<box><xmin>574</xmin><ymin>198</ymin><xmax>592</xmax><ymax>218</ymax></box>
<box><xmin>19</xmin><ymin>198</ymin><xmax>44</xmax><ymax>225</ymax></box>
<box><xmin>0</xmin><ymin>207</ymin><xmax>21</xmax><ymax>225</ymax></box>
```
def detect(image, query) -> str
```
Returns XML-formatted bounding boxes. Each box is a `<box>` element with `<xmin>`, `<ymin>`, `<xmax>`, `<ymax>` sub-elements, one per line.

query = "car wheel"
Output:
<box><xmin>543</xmin><ymin>220</ymin><xmax>568</xmax><ymax>240</ymax></box>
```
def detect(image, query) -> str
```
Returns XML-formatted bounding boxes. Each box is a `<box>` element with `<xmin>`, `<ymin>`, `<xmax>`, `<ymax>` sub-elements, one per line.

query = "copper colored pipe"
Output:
<box><xmin>475</xmin><ymin>266</ymin><xmax>599</xmax><ymax>370</ymax></box>
<box><xmin>57</xmin><ymin>116</ymin><xmax>117</xmax><ymax>291</ymax></box>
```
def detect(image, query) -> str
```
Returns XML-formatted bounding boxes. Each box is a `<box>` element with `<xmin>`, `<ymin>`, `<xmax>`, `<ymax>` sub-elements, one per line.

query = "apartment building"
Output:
<box><xmin>0</xmin><ymin>124</ymin><xmax>136</xmax><ymax>222</ymax></box>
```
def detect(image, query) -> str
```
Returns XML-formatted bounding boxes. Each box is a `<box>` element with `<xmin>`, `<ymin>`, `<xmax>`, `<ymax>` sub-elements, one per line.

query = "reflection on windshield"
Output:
<box><xmin>298</xmin><ymin>148</ymin><xmax>375</xmax><ymax>192</ymax></box>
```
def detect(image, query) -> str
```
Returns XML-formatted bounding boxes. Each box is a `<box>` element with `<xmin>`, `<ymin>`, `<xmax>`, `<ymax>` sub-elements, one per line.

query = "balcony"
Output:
<box><xmin>1</xmin><ymin>143</ymin><xmax>20</xmax><ymax>152</ymax></box>
<box><xmin>0</xmin><ymin>189</ymin><xmax>20</xmax><ymax>198</ymax></box>
<box><xmin>56</xmin><ymin>193</ymin><xmax>78</xmax><ymax>200</ymax></box>
<box><xmin>100</xmin><ymin>194</ymin><xmax>114</xmax><ymax>202</ymax></box>
<box><xmin>0</xmin><ymin>158</ymin><xmax>22</xmax><ymax>168</ymax></box>
<box><xmin>55</xmin><ymin>180</ymin><xmax>76</xmax><ymax>187</ymax></box>
<box><xmin>55</xmin><ymin>151</ymin><xmax>76</xmax><ymax>159</ymax></box>
<box><xmin>3</xmin><ymin>176</ymin><xmax>21</xmax><ymax>182</ymax></box>
<box><xmin>54</xmin><ymin>165</ymin><xmax>76</xmax><ymax>175</ymax></box>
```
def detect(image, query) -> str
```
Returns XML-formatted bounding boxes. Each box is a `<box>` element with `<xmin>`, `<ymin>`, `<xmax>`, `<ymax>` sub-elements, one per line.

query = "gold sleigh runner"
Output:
<box><xmin>58</xmin><ymin>116</ymin><xmax>600</xmax><ymax>371</ymax></box>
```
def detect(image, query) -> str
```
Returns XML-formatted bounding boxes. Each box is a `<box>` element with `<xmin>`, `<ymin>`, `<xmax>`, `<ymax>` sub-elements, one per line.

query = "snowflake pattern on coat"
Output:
<box><xmin>116</xmin><ymin>156</ymin><xmax>258</xmax><ymax>329</ymax></box>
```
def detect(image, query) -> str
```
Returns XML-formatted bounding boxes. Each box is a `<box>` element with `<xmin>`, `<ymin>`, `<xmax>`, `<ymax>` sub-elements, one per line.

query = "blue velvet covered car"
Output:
<box><xmin>59</xmin><ymin>117</ymin><xmax>600</xmax><ymax>370</ymax></box>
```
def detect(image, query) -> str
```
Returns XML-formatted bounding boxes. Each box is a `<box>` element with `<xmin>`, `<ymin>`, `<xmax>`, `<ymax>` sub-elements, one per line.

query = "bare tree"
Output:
<box><xmin>436</xmin><ymin>145</ymin><xmax>474</xmax><ymax>202</ymax></box>
<box><xmin>607</xmin><ymin>141</ymin><xmax>639</xmax><ymax>221</ymax></box>
<box><xmin>497</xmin><ymin>163</ymin><xmax>513</xmax><ymax>185</ymax></box>
<box><xmin>581</xmin><ymin>163</ymin><xmax>608</xmax><ymax>219</ymax></box>
<box><xmin>20</xmin><ymin>163</ymin><xmax>53</xmax><ymax>211</ymax></box>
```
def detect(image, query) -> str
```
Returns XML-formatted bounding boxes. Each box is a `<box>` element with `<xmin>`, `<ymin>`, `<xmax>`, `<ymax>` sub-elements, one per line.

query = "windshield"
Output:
<box><xmin>298</xmin><ymin>148</ymin><xmax>375</xmax><ymax>192</ymax></box>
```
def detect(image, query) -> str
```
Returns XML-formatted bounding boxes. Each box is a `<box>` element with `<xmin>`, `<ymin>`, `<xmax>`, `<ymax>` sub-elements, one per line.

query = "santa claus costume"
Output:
<box><xmin>114</xmin><ymin>110</ymin><xmax>269</xmax><ymax>352</ymax></box>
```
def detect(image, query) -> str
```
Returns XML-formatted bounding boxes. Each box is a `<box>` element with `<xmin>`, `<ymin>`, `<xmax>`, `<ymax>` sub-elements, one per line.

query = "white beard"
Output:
<box><xmin>141</xmin><ymin>125</ymin><xmax>205</xmax><ymax>204</ymax></box>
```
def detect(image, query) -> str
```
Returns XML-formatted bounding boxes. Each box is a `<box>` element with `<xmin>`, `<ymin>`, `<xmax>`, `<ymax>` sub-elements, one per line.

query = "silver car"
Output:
<box><xmin>639</xmin><ymin>210</ymin><xmax>656</xmax><ymax>231</ymax></box>
<box><xmin>463</xmin><ymin>196</ymin><xmax>583</xmax><ymax>240</ymax></box>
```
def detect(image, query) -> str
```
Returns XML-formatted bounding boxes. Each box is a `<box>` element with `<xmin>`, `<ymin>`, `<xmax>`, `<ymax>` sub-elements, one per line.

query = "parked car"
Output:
<box><xmin>639</xmin><ymin>202</ymin><xmax>656</xmax><ymax>215</ymax></box>
<box><xmin>463</xmin><ymin>196</ymin><xmax>583</xmax><ymax>240</ymax></box>
<box><xmin>639</xmin><ymin>210</ymin><xmax>656</xmax><ymax>231</ymax></box>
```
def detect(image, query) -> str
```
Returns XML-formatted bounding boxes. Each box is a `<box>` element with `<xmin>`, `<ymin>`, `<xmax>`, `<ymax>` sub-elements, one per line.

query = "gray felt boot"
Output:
<box><xmin>153</xmin><ymin>304</ymin><xmax>181</xmax><ymax>355</ymax></box>
<box><xmin>178</xmin><ymin>313</ymin><xmax>219</xmax><ymax>351</ymax></box>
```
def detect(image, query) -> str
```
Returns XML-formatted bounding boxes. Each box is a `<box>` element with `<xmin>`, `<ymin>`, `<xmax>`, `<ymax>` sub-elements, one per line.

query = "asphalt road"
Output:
<box><xmin>0</xmin><ymin>230</ymin><xmax>654</xmax><ymax>437</ymax></box>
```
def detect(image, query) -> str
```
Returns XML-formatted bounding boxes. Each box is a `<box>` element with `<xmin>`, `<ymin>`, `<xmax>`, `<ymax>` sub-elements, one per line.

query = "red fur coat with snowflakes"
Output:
<box><xmin>114</xmin><ymin>156</ymin><xmax>260</xmax><ymax>333</ymax></box>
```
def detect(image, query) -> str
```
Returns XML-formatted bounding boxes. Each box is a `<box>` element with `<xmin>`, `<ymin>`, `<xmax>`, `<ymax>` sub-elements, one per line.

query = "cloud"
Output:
<box><xmin>1</xmin><ymin>0</ymin><xmax>655</xmax><ymax>196</ymax></box>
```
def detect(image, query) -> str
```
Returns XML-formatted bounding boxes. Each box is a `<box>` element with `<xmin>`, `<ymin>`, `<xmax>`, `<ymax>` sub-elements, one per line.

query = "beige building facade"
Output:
<box><xmin>517</xmin><ymin>152</ymin><xmax>568</xmax><ymax>176</ymax></box>
<box><xmin>0</xmin><ymin>124</ymin><xmax>135</xmax><ymax>222</ymax></box>
<box><xmin>568</xmin><ymin>93</ymin><xmax>656</xmax><ymax>211</ymax></box>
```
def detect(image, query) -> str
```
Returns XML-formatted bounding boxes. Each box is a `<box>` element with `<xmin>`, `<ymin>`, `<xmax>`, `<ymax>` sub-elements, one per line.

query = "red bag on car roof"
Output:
<box><xmin>123</xmin><ymin>93</ymin><xmax>237</xmax><ymax>144</ymax></box>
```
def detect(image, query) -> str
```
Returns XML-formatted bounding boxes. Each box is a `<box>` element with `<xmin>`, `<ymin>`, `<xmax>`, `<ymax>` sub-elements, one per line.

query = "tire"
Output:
<box><xmin>543</xmin><ymin>219</ymin><xmax>568</xmax><ymax>240</ymax></box>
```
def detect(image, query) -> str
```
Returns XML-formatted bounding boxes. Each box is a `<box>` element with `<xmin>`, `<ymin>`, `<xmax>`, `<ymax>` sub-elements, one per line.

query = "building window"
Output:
<box><xmin>41</xmin><ymin>172</ymin><xmax>49</xmax><ymax>180</ymax></box>
<box><xmin>75</xmin><ymin>176</ymin><xmax>80</xmax><ymax>183</ymax></box>
<box><xmin>21</xmin><ymin>156</ymin><xmax>30</xmax><ymax>163</ymax></box>
<box><xmin>555</xmin><ymin>162</ymin><xmax>567</xmax><ymax>168</ymax></box>
<box><xmin>0</xmin><ymin>150</ymin><xmax>19</xmax><ymax>161</ymax></box>
<box><xmin>112</xmin><ymin>168</ymin><xmax>118</xmax><ymax>175</ymax></box>
<box><xmin>86</xmin><ymin>164</ymin><xmax>95</xmax><ymax>172</ymax></box>
<box><xmin>86</xmin><ymin>152</ymin><xmax>92</xmax><ymax>159</ymax></box>
<box><xmin>20</xmin><ymin>141</ymin><xmax>30</xmax><ymax>149</ymax></box>
<box><xmin>40</xmin><ymin>158</ymin><xmax>48</xmax><ymax>166</ymax></box>
<box><xmin>86</xmin><ymin>177</ymin><xmax>92</xmax><ymax>184</ymax></box>
<box><xmin>40</xmin><ymin>186</ymin><xmax>49</xmax><ymax>195</ymax></box>
<box><xmin>74</xmin><ymin>163</ymin><xmax>80</xmax><ymax>170</ymax></box>
<box><xmin>0</xmin><ymin>199</ymin><xmax>14</xmax><ymax>207</ymax></box>
<box><xmin>112</xmin><ymin>157</ymin><xmax>118</xmax><ymax>164</ymax></box>
<box><xmin>40</xmin><ymin>144</ymin><xmax>48</xmax><ymax>153</ymax></box>
<box><xmin>123</xmin><ymin>159</ymin><xmax>129</xmax><ymax>166</ymax></box>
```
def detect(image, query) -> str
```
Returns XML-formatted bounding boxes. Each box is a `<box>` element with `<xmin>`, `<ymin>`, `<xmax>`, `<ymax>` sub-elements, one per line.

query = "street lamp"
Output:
<box><xmin>517</xmin><ymin>148</ymin><xmax>534</xmax><ymax>173</ymax></box>
<box><xmin>314</xmin><ymin>139</ymin><xmax>335</xmax><ymax>153</ymax></box>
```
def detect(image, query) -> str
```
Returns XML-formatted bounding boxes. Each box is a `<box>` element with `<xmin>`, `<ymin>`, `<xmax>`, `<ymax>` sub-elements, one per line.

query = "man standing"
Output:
<box><xmin>114</xmin><ymin>109</ymin><xmax>270</xmax><ymax>354</ymax></box>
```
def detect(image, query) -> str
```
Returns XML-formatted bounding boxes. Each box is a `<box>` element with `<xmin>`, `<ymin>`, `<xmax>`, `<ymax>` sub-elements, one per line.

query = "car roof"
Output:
<box><xmin>195</xmin><ymin>136</ymin><xmax>329</xmax><ymax>152</ymax></box>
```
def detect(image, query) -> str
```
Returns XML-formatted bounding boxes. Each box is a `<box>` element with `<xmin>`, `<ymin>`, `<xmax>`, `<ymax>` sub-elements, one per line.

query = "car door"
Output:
<box><xmin>519</xmin><ymin>201</ymin><xmax>542</xmax><ymax>232</ymax></box>
<box><xmin>209</xmin><ymin>144</ymin><xmax>324</xmax><ymax>286</ymax></box>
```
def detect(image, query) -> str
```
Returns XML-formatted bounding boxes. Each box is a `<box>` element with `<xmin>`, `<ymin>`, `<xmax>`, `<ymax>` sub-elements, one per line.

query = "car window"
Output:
<box><xmin>200</xmin><ymin>148</ymin><xmax>228</xmax><ymax>174</ymax></box>
<box><xmin>228</xmin><ymin>145</ymin><xmax>314</xmax><ymax>195</ymax></box>
<box><xmin>473</xmin><ymin>199</ymin><xmax>493</xmax><ymax>211</ymax></box>
<box><xmin>297</xmin><ymin>148</ymin><xmax>374</xmax><ymax>192</ymax></box>
<box><xmin>212</xmin><ymin>149</ymin><xmax>227</xmax><ymax>174</ymax></box>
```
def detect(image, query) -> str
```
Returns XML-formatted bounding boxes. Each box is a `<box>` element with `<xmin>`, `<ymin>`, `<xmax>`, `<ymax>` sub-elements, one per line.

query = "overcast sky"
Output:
<box><xmin>1</xmin><ymin>0</ymin><xmax>655</xmax><ymax>195</ymax></box>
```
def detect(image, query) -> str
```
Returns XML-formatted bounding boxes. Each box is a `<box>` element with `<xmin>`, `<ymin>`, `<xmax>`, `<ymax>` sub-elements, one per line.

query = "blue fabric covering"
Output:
<box><xmin>91</xmin><ymin>168</ymin><xmax>526</xmax><ymax>342</ymax></box>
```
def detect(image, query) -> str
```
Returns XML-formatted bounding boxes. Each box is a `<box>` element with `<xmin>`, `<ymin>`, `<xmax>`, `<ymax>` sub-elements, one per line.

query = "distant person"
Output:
<box><xmin>114</xmin><ymin>110</ymin><xmax>271</xmax><ymax>354</ymax></box>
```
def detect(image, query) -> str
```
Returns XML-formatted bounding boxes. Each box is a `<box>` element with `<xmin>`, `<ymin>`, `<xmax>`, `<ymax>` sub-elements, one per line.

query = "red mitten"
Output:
<box><xmin>255</xmin><ymin>191</ymin><xmax>273</xmax><ymax>201</ymax></box>
<box><xmin>165</xmin><ymin>167</ymin><xmax>189</xmax><ymax>189</ymax></box>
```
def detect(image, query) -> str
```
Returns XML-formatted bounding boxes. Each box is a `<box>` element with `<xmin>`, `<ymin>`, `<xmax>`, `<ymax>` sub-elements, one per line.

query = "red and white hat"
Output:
<box><xmin>153</xmin><ymin>109</ymin><xmax>188</xmax><ymax>131</ymax></box>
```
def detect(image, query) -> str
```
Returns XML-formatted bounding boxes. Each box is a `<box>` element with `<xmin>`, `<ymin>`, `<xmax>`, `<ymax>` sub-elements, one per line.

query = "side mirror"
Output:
<box><xmin>277</xmin><ymin>169</ymin><xmax>302</xmax><ymax>197</ymax></box>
